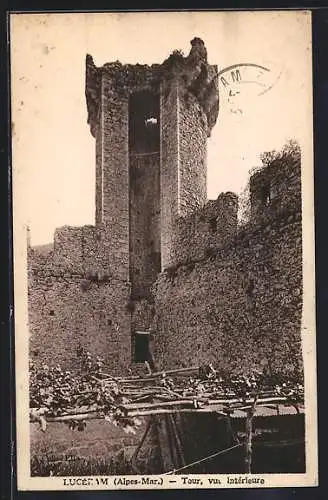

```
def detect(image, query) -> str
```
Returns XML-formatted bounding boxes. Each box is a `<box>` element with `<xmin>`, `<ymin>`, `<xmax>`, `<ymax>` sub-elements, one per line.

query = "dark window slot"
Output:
<box><xmin>134</xmin><ymin>332</ymin><xmax>150</xmax><ymax>363</ymax></box>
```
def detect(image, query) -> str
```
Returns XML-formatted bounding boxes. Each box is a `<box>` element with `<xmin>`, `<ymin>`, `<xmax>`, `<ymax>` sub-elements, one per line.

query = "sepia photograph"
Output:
<box><xmin>11</xmin><ymin>10</ymin><xmax>317</xmax><ymax>490</ymax></box>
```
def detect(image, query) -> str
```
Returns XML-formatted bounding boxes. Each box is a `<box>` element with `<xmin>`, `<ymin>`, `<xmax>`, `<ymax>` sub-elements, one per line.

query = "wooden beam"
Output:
<box><xmin>244</xmin><ymin>407</ymin><xmax>254</xmax><ymax>473</ymax></box>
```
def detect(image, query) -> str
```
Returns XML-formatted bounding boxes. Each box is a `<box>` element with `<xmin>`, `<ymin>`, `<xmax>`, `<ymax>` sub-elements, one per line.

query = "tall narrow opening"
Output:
<box><xmin>133</xmin><ymin>331</ymin><xmax>150</xmax><ymax>363</ymax></box>
<box><xmin>129</xmin><ymin>90</ymin><xmax>161</xmax><ymax>300</ymax></box>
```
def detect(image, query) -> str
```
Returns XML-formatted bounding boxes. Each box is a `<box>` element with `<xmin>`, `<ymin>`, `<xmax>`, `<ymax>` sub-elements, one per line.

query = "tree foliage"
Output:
<box><xmin>260</xmin><ymin>139</ymin><xmax>301</xmax><ymax>167</ymax></box>
<box><xmin>29</xmin><ymin>347</ymin><xmax>142</xmax><ymax>434</ymax></box>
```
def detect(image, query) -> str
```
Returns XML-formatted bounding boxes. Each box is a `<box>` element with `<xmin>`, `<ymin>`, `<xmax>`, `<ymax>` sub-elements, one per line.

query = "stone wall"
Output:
<box><xmin>152</xmin><ymin>159</ymin><xmax>303</xmax><ymax>376</ymax></box>
<box><xmin>152</xmin><ymin>214</ymin><xmax>302</xmax><ymax>375</ymax></box>
<box><xmin>178</xmin><ymin>90</ymin><xmax>207</xmax><ymax>216</ymax></box>
<box><xmin>160</xmin><ymin>80</ymin><xmax>179</xmax><ymax>270</ymax></box>
<box><xmin>159</xmin><ymin>80</ymin><xmax>210</xmax><ymax>269</ymax></box>
<box><xmin>28</xmin><ymin>271</ymin><xmax>132</xmax><ymax>374</ymax></box>
<box><xmin>30</xmin><ymin>225</ymin><xmax>122</xmax><ymax>278</ymax></box>
<box><xmin>168</xmin><ymin>192</ymin><xmax>238</xmax><ymax>268</ymax></box>
<box><xmin>96</xmin><ymin>72</ymin><xmax>130</xmax><ymax>280</ymax></box>
<box><xmin>28</xmin><ymin>223</ymin><xmax>133</xmax><ymax>374</ymax></box>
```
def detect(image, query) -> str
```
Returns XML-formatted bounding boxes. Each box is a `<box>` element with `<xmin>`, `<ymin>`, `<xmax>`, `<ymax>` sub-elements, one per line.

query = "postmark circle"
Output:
<box><xmin>218</xmin><ymin>63</ymin><xmax>282</xmax><ymax>115</ymax></box>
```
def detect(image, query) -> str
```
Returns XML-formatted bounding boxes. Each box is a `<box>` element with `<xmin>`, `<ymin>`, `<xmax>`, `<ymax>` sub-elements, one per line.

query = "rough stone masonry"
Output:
<box><xmin>28</xmin><ymin>38</ymin><xmax>303</xmax><ymax>377</ymax></box>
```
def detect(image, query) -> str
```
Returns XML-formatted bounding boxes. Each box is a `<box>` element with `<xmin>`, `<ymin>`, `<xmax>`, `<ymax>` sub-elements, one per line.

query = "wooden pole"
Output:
<box><xmin>30</xmin><ymin>396</ymin><xmax>299</xmax><ymax>423</ymax></box>
<box><xmin>32</xmin><ymin>407</ymin><xmax>228</xmax><ymax>425</ymax></box>
<box><xmin>244</xmin><ymin>406</ymin><xmax>255</xmax><ymax>474</ymax></box>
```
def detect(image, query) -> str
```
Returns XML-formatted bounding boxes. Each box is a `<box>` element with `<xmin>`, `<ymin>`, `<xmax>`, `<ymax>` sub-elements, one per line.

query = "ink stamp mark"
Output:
<box><xmin>218</xmin><ymin>63</ymin><xmax>282</xmax><ymax>115</ymax></box>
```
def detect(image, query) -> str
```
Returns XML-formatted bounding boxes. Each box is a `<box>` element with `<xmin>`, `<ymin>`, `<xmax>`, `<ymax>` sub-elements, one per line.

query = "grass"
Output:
<box><xmin>31</xmin><ymin>450</ymin><xmax>134</xmax><ymax>476</ymax></box>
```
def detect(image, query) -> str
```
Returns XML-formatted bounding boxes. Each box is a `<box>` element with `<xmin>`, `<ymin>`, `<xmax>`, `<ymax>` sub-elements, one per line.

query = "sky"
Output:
<box><xmin>10</xmin><ymin>11</ymin><xmax>313</xmax><ymax>245</ymax></box>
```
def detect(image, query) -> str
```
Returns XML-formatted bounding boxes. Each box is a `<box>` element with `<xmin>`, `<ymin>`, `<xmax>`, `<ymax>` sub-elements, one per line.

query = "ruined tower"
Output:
<box><xmin>85</xmin><ymin>38</ymin><xmax>220</xmax><ymax>300</ymax></box>
<box><xmin>28</xmin><ymin>40</ymin><xmax>220</xmax><ymax>373</ymax></box>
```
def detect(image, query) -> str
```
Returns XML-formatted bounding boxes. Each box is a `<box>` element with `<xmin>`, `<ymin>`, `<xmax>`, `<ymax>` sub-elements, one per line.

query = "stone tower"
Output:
<box><xmin>85</xmin><ymin>38</ymin><xmax>219</xmax><ymax>302</ymax></box>
<box><xmin>27</xmin><ymin>40</ymin><xmax>220</xmax><ymax>374</ymax></box>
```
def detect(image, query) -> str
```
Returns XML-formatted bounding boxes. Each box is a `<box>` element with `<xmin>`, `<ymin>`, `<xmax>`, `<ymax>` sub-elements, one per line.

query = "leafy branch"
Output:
<box><xmin>29</xmin><ymin>349</ymin><xmax>304</xmax><ymax>433</ymax></box>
